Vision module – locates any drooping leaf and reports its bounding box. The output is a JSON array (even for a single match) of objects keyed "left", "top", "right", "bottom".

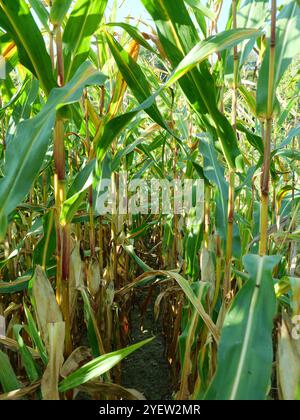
[
  {"left": 141, "top": 0, "right": 260, "bottom": 168},
  {"left": 272, "top": 124, "right": 300, "bottom": 155},
  {"left": 163, "top": 29, "right": 262, "bottom": 89},
  {"left": 126, "top": 267, "right": 219, "bottom": 343},
  {"left": 106, "top": 22, "right": 156, "bottom": 54},
  {"left": 61, "top": 347, "right": 92, "bottom": 379},
  {"left": 58, "top": 337, "right": 154, "bottom": 392},
  {"left": 0, "top": 62, "right": 107, "bottom": 236},
  {"left": 105, "top": 31, "right": 171, "bottom": 134},
  {"left": 0, "top": 0, "right": 55, "bottom": 95}
]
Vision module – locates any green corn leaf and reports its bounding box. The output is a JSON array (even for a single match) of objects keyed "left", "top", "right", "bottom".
[
  {"left": 199, "top": 133, "right": 228, "bottom": 241},
  {"left": 0, "top": 211, "right": 8, "bottom": 242},
  {"left": 0, "top": 76, "right": 30, "bottom": 119},
  {"left": 24, "top": 304, "right": 48, "bottom": 366},
  {"left": 106, "top": 22, "right": 156, "bottom": 54},
  {"left": 136, "top": 144, "right": 165, "bottom": 178},
  {"left": 105, "top": 32, "right": 171, "bottom": 135},
  {"left": 278, "top": 95, "right": 298, "bottom": 126},
  {"left": 178, "top": 282, "right": 210, "bottom": 399},
  {"left": 58, "top": 337, "right": 154, "bottom": 392},
  {"left": 163, "top": 29, "right": 262, "bottom": 89},
  {"left": 79, "top": 288, "right": 106, "bottom": 358},
  {"left": 140, "top": 0, "right": 211, "bottom": 119},
  {"left": 237, "top": 0, "right": 268, "bottom": 66},
  {"left": 126, "top": 266, "right": 219, "bottom": 342},
  {"left": 63, "top": 0, "right": 108, "bottom": 81},
  {"left": 111, "top": 136, "right": 146, "bottom": 172},
  {"left": 0, "top": 62, "right": 107, "bottom": 236},
  {"left": 236, "top": 122, "right": 277, "bottom": 180},
  {"left": 160, "top": 25, "right": 262, "bottom": 166},
  {"left": 27, "top": 0, "right": 50, "bottom": 31},
  {"left": 95, "top": 111, "right": 140, "bottom": 163},
  {"left": 162, "top": 270, "right": 219, "bottom": 343},
  {"left": 0, "top": 218, "right": 43, "bottom": 269},
  {"left": 199, "top": 133, "right": 241, "bottom": 256},
  {"left": 205, "top": 254, "right": 281, "bottom": 400},
  {"left": 0, "top": 276, "right": 31, "bottom": 294},
  {"left": 141, "top": 0, "right": 260, "bottom": 169},
  {"left": 13, "top": 325, "right": 40, "bottom": 383},
  {"left": 184, "top": 0, "right": 216, "bottom": 20},
  {"left": 67, "top": 161, "right": 96, "bottom": 199},
  {"left": 0, "top": 350, "right": 20, "bottom": 393},
  {"left": 0, "top": 0, "right": 55, "bottom": 95},
  {"left": 274, "top": 149, "right": 300, "bottom": 161},
  {"left": 123, "top": 244, "right": 153, "bottom": 272},
  {"left": 256, "top": 0, "right": 300, "bottom": 118},
  {"left": 225, "top": 0, "right": 268, "bottom": 82},
  {"left": 237, "top": 122, "right": 264, "bottom": 155},
  {"left": 238, "top": 85, "right": 257, "bottom": 117},
  {"left": 272, "top": 124, "right": 300, "bottom": 155},
  {"left": 50, "top": 0, "right": 73, "bottom": 25},
  {"left": 33, "top": 210, "right": 56, "bottom": 267},
  {"left": 61, "top": 160, "right": 96, "bottom": 225}
]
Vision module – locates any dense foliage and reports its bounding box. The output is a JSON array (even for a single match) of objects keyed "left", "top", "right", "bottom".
[{"left": 0, "top": 0, "right": 299, "bottom": 401}]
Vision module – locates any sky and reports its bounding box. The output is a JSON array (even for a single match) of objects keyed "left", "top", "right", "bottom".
[
  {"left": 107, "top": 0, "right": 285, "bottom": 31},
  {"left": 107, "top": 0, "right": 230, "bottom": 28}
]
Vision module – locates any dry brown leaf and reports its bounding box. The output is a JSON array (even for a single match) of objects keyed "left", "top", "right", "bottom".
[
  {"left": 32, "top": 266, "right": 62, "bottom": 345},
  {"left": 278, "top": 314, "right": 300, "bottom": 400},
  {"left": 41, "top": 322, "right": 65, "bottom": 400},
  {"left": 87, "top": 260, "right": 101, "bottom": 297},
  {"left": 0, "top": 381, "right": 41, "bottom": 400},
  {"left": 61, "top": 346, "right": 92, "bottom": 378},
  {"left": 79, "top": 380, "right": 146, "bottom": 400}
]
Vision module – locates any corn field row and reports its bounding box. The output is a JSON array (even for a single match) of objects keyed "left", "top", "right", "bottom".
[{"left": 0, "top": 0, "right": 299, "bottom": 401}]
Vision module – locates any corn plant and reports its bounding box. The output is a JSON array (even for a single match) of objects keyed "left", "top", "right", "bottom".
[{"left": 0, "top": 0, "right": 299, "bottom": 401}]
